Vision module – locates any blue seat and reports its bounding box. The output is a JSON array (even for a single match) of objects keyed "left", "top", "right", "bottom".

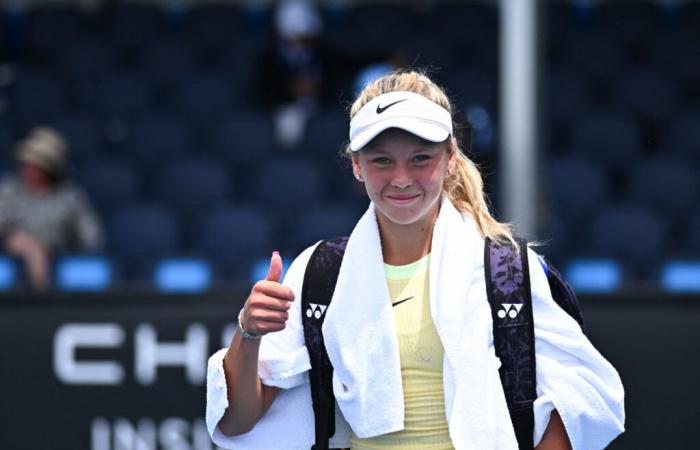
[
  {"left": 104, "top": 4, "right": 162, "bottom": 60},
  {"left": 208, "top": 113, "right": 274, "bottom": 166},
  {"left": 613, "top": 69, "right": 677, "bottom": 122},
  {"left": 55, "top": 255, "right": 113, "bottom": 291},
  {"left": 128, "top": 112, "right": 189, "bottom": 165},
  {"left": 139, "top": 36, "right": 196, "bottom": 88},
  {"left": 79, "top": 158, "right": 140, "bottom": 212},
  {"left": 546, "top": 157, "right": 608, "bottom": 218},
  {"left": 295, "top": 206, "right": 358, "bottom": 248},
  {"left": 47, "top": 113, "right": 102, "bottom": 160},
  {"left": 564, "top": 258, "right": 623, "bottom": 293},
  {"left": 559, "top": 33, "right": 625, "bottom": 82},
  {"left": 172, "top": 72, "right": 234, "bottom": 120},
  {"left": 194, "top": 206, "right": 272, "bottom": 277},
  {"left": 305, "top": 111, "right": 348, "bottom": 155},
  {"left": 58, "top": 37, "right": 114, "bottom": 82},
  {"left": 666, "top": 111, "right": 700, "bottom": 161},
  {"left": 0, "top": 255, "right": 18, "bottom": 291},
  {"left": 25, "top": 7, "right": 87, "bottom": 63},
  {"left": 546, "top": 67, "right": 592, "bottom": 125},
  {"left": 154, "top": 158, "right": 231, "bottom": 216},
  {"left": 689, "top": 213, "right": 700, "bottom": 253},
  {"left": 187, "top": 5, "right": 245, "bottom": 57},
  {"left": 570, "top": 110, "right": 640, "bottom": 166},
  {"left": 108, "top": 204, "right": 180, "bottom": 277},
  {"left": 251, "top": 158, "right": 323, "bottom": 212},
  {"left": 12, "top": 69, "right": 70, "bottom": 123},
  {"left": 589, "top": 205, "right": 667, "bottom": 272},
  {"left": 627, "top": 157, "right": 699, "bottom": 218},
  {"left": 94, "top": 71, "right": 155, "bottom": 119},
  {"left": 661, "top": 261, "right": 700, "bottom": 293},
  {"left": 154, "top": 258, "right": 212, "bottom": 293}
]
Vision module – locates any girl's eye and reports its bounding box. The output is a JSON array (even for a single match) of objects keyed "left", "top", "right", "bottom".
[
  {"left": 373, "top": 157, "right": 391, "bottom": 166},
  {"left": 413, "top": 154, "right": 431, "bottom": 163}
]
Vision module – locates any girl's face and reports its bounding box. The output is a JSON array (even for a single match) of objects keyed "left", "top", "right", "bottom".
[{"left": 352, "top": 129, "right": 455, "bottom": 227}]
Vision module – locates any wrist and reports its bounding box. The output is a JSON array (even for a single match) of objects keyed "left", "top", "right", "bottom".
[{"left": 237, "top": 309, "right": 262, "bottom": 340}]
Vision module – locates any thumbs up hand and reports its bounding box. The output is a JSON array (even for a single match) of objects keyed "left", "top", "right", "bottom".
[{"left": 239, "top": 251, "right": 295, "bottom": 337}]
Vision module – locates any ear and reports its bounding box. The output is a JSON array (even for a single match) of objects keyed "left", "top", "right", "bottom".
[
  {"left": 446, "top": 145, "right": 457, "bottom": 174},
  {"left": 351, "top": 155, "right": 363, "bottom": 181}
]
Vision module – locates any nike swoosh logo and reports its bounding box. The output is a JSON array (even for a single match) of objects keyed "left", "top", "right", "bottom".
[
  {"left": 392, "top": 296, "right": 414, "bottom": 307},
  {"left": 376, "top": 99, "right": 407, "bottom": 114}
]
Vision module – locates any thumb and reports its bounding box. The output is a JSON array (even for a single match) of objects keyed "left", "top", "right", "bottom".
[{"left": 265, "top": 251, "right": 283, "bottom": 283}]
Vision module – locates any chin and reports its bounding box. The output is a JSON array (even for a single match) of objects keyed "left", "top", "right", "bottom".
[{"left": 376, "top": 205, "right": 433, "bottom": 227}]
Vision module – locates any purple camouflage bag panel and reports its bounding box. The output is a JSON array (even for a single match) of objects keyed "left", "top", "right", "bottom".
[
  {"left": 484, "top": 237, "right": 537, "bottom": 408},
  {"left": 302, "top": 237, "right": 349, "bottom": 450}
]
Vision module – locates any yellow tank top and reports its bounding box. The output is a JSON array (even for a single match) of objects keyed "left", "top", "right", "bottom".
[{"left": 350, "top": 254, "right": 454, "bottom": 450}]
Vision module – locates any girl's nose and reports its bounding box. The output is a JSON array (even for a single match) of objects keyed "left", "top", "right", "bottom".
[{"left": 391, "top": 165, "right": 413, "bottom": 189}]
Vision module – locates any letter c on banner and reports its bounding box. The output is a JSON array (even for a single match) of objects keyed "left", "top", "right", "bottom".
[{"left": 53, "top": 323, "right": 125, "bottom": 385}]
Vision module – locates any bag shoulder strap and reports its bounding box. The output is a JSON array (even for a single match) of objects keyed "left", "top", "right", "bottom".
[
  {"left": 484, "top": 237, "right": 536, "bottom": 450},
  {"left": 539, "top": 255, "right": 586, "bottom": 332},
  {"left": 302, "top": 237, "right": 348, "bottom": 450}
]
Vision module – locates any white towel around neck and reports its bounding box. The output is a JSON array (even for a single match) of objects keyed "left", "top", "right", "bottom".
[{"left": 321, "top": 197, "right": 518, "bottom": 448}]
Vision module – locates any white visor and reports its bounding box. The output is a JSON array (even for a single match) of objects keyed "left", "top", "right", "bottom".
[{"left": 349, "top": 91, "right": 452, "bottom": 151}]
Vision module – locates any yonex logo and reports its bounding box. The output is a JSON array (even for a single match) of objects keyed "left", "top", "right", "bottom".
[
  {"left": 497, "top": 303, "right": 524, "bottom": 320},
  {"left": 306, "top": 303, "right": 328, "bottom": 320}
]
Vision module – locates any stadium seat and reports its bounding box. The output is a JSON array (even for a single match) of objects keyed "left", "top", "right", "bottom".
[
  {"left": 25, "top": 6, "right": 87, "bottom": 64},
  {"left": 589, "top": 204, "right": 667, "bottom": 274},
  {"left": 139, "top": 36, "right": 197, "bottom": 88},
  {"left": 295, "top": 205, "right": 358, "bottom": 249},
  {"left": 154, "top": 158, "right": 231, "bottom": 216},
  {"left": 666, "top": 110, "right": 700, "bottom": 161},
  {"left": 570, "top": 110, "right": 640, "bottom": 166},
  {"left": 154, "top": 258, "right": 212, "bottom": 293},
  {"left": 627, "top": 157, "right": 699, "bottom": 219},
  {"left": 613, "top": 68, "right": 678, "bottom": 122},
  {"left": 546, "top": 157, "right": 608, "bottom": 218},
  {"left": 11, "top": 69, "right": 70, "bottom": 124},
  {"left": 128, "top": 112, "right": 189, "bottom": 166},
  {"left": 172, "top": 72, "right": 234, "bottom": 121},
  {"left": 47, "top": 113, "right": 102, "bottom": 160},
  {"left": 58, "top": 37, "right": 114, "bottom": 82},
  {"left": 0, "top": 255, "right": 17, "bottom": 291},
  {"left": 565, "top": 258, "right": 623, "bottom": 293},
  {"left": 93, "top": 70, "right": 155, "bottom": 120},
  {"left": 55, "top": 255, "right": 113, "bottom": 291},
  {"left": 250, "top": 158, "right": 324, "bottom": 212},
  {"left": 305, "top": 110, "right": 348, "bottom": 155},
  {"left": 78, "top": 158, "right": 140, "bottom": 213},
  {"left": 193, "top": 206, "right": 272, "bottom": 277},
  {"left": 208, "top": 113, "right": 274, "bottom": 166},
  {"left": 108, "top": 203, "right": 180, "bottom": 277},
  {"left": 661, "top": 261, "right": 700, "bottom": 293},
  {"left": 545, "top": 67, "right": 592, "bottom": 125}
]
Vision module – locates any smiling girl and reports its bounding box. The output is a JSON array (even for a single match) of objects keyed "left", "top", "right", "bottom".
[{"left": 205, "top": 71, "right": 625, "bottom": 450}]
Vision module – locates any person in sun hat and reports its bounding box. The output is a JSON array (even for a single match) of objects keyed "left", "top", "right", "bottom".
[
  {"left": 205, "top": 70, "right": 625, "bottom": 450},
  {"left": 0, "top": 126, "right": 104, "bottom": 290}
]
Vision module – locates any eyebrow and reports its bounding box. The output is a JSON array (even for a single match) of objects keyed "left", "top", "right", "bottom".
[{"left": 363, "top": 144, "right": 439, "bottom": 155}]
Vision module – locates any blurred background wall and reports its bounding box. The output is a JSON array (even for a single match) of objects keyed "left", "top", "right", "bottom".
[{"left": 0, "top": 0, "right": 698, "bottom": 449}]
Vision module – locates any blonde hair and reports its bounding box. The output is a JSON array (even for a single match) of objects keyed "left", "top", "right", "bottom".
[{"left": 346, "top": 70, "right": 517, "bottom": 248}]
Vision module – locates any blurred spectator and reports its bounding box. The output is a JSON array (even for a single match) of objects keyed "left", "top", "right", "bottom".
[
  {"left": 0, "top": 127, "right": 104, "bottom": 290},
  {"left": 255, "top": 0, "right": 344, "bottom": 147}
]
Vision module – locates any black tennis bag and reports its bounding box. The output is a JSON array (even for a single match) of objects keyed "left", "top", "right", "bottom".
[{"left": 301, "top": 236, "right": 584, "bottom": 450}]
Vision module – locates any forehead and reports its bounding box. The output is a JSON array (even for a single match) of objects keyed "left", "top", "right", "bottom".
[{"left": 361, "top": 128, "right": 441, "bottom": 154}]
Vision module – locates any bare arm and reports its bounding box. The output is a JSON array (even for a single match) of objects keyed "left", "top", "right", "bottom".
[
  {"left": 218, "top": 332, "right": 281, "bottom": 435},
  {"left": 217, "top": 252, "right": 294, "bottom": 436},
  {"left": 535, "top": 410, "right": 571, "bottom": 450}
]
